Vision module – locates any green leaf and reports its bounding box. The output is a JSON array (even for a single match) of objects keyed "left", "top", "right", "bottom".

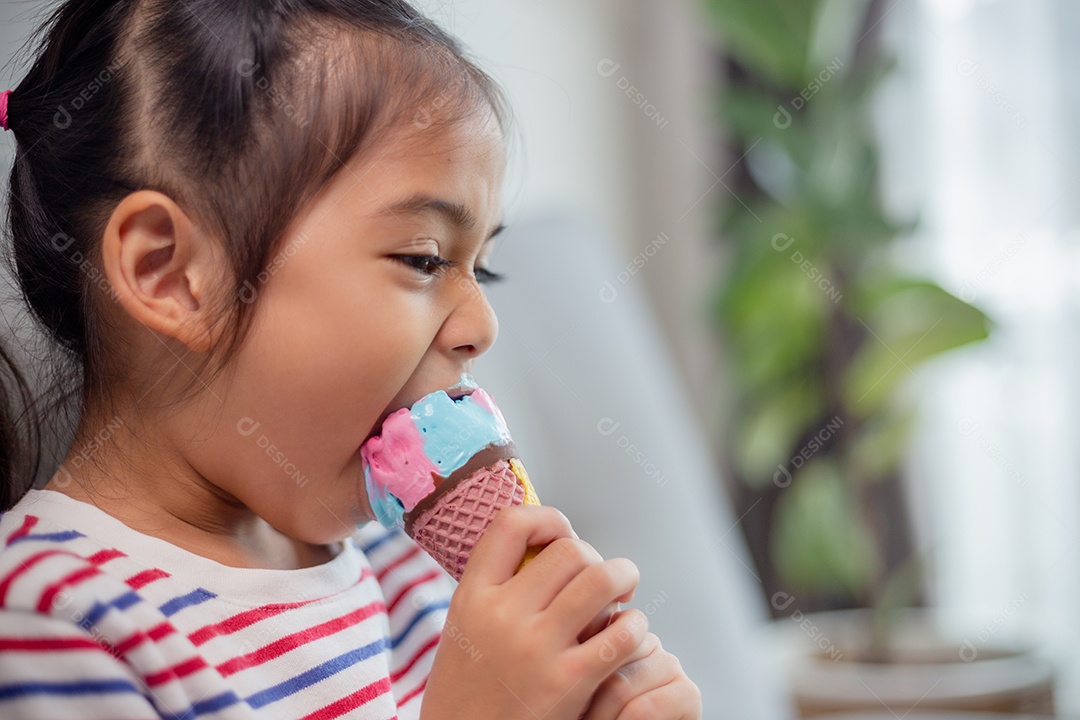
[
  {"left": 809, "top": 0, "right": 872, "bottom": 72},
  {"left": 844, "top": 281, "right": 991, "bottom": 416},
  {"left": 703, "top": 0, "right": 819, "bottom": 88},
  {"left": 718, "top": 87, "right": 784, "bottom": 144},
  {"left": 772, "top": 458, "right": 880, "bottom": 596},
  {"left": 734, "top": 379, "right": 827, "bottom": 484},
  {"left": 848, "top": 406, "right": 916, "bottom": 482},
  {"left": 719, "top": 250, "right": 831, "bottom": 393}
]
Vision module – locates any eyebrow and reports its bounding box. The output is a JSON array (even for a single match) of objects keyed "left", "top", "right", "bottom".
[{"left": 376, "top": 194, "right": 506, "bottom": 240}]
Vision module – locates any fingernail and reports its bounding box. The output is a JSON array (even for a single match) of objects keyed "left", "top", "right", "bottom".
[
  {"left": 606, "top": 603, "right": 621, "bottom": 627},
  {"left": 557, "top": 510, "right": 579, "bottom": 538}
]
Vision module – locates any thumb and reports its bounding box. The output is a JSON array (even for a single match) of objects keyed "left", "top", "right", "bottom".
[{"left": 461, "top": 505, "right": 577, "bottom": 586}]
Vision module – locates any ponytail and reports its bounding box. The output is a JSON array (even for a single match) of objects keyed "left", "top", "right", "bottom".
[{"left": 0, "top": 338, "right": 38, "bottom": 509}]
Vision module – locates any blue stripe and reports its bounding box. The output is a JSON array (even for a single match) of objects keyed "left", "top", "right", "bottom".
[
  {"left": 10, "top": 530, "right": 85, "bottom": 544},
  {"left": 84, "top": 590, "right": 140, "bottom": 627},
  {"left": 245, "top": 637, "right": 389, "bottom": 709},
  {"left": 6, "top": 681, "right": 247, "bottom": 719},
  {"left": 391, "top": 599, "right": 449, "bottom": 649},
  {"left": 159, "top": 588, "right": 216, "bottom": 617},
  {"left": 187, "top": 689, "right": 243, "bottom": 715},
  {"left": 356, "top": 528, "right": 398, "bottom": 555},
  {"left": 0, "top": 678, "right": 141, "bottom": 700}
]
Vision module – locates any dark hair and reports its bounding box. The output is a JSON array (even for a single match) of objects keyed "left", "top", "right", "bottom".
[{"left": 0, "top": 0, "right": 512, "bottom": 509}]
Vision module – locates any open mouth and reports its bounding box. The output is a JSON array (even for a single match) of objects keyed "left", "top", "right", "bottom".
[{"left": 363, "top": 374, "right": 480, "bottom": 445}]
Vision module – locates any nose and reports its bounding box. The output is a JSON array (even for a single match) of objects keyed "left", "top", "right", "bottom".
[{"left": 438, "top": 270, "right": 499, "bottom": 359}]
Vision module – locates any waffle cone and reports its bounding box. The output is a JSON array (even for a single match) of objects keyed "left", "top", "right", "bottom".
[{"left": 408, "top": 459, "right": 528, "bottom": 581}]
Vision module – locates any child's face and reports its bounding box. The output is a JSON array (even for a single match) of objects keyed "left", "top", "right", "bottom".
[{"left": 192, "top": 110, "right": 507, "bottom": 544}]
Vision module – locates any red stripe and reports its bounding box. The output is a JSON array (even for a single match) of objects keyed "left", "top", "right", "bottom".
[
  {"left": 1, "top": 546, "right": 124, "bottom": 608},
  {"left": 385, "top": 569, "right": 441, "bottom": 614},
  {"left": 87, "top": 548, "right": 126, "bottom": 565},
  {"left": 112, "top": 620, "right": 173, "bottom": 656},
  {"left": 0, "top": 636, "right": 103, "bottom": 652},
  {"left": 188, "top": 600, "right": 316, "bottom": 647},
  {"left": 215, "top": 600, "right": 386, "bottom": 677},
  {"left": 5, "top": 516, "right": 38, "bottom": 545},
  {"left": 297, "top": 676, "right": 392, "bottom": 720},
  {"left": 0, "top": 549, "right": 67, "bottom": 605},
  {"left": 144, "top": 656, "right": 209, "bottom": 687},
  {"left": 35, "top": 548, "right": 124, "bottom": 612},
  {"left": 37, "top": 565, "right": 99, "bottom": 613},
  {"left": 188, "top": 566, "right": 375, "bottom": 647},
  {"left": 127, "top": 568, "right": 169, "bottom": 590},
  {"left": 390, "top": 634, "right": 439, "bottom": 683},
  {"left": 396, "top": 678, "right": 426, "bottom": 708},
  {"left": 376, "top": 546, "right": 421, "bottom": 583}
]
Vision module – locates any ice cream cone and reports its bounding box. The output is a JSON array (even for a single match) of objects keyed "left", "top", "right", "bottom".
[{"left": 362, "top": 380, "right": 543, "bottom": 580}]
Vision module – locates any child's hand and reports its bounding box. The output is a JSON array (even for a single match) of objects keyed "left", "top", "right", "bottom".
[
  {"left": 582, "top": 630, "right": 703, "bottom": 719},
  {"left": 420, "top": 505, "right": 648, "bottom": 720}
]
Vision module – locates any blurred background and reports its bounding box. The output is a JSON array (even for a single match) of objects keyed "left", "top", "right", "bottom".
[
  {"left": 4, "top": 0, "right": 1080, "bottom": 718},
  {"left": 409, "top": 0, "right": 1080, "bottom": 717}
]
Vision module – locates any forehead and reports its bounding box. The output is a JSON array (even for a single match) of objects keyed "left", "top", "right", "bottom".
[
  {"left": 299, "top": 110, "right": 506, "bottom": 234},
  {"left": 353, "top": 109, "right": 506, "bottom": 202},
  {"left": 372, "top": 106, "right": 506, "bottom": 174}
]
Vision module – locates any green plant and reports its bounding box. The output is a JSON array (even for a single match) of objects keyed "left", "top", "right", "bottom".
[{"left": 702, "top": 0, "right": 991, "bottom": 626}]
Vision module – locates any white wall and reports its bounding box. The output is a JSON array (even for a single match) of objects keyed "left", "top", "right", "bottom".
[
  {"left": 415, "top": 0, "right": 726, "bottom": 425},
  {"left": 880, "top": 0, "right": 1080, "bottom": 711}
]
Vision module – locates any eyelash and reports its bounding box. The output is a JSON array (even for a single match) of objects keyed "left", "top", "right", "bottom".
[{"left": 394, "top": 255, "right": 505, "bottom": 284}]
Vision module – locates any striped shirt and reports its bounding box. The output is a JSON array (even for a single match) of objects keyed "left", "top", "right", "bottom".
[{"left": 0, "top": 489, "right": 455, "bottom": 719}]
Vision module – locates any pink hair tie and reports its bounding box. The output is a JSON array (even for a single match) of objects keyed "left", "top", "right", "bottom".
[{"left": 0, "top": 90, "right": 11, "bottom": 131}]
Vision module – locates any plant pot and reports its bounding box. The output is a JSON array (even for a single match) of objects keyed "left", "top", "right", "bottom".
[{"left": 769, "top": 609, "right": 1054, "bottom": 717}]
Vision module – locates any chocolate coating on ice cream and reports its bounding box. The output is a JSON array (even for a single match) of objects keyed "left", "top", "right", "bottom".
[{"left": 404, "top": 442, "right": 518, "bottom": 535}]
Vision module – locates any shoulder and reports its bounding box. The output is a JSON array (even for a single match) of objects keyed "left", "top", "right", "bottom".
[
  {"left": 0, "top": 501, "right": 180, "bottom": 718},
  {"left": 0, "top": 607, "right": 165, "bottom": 719},
  {"left": 0, "top": 494, "right": 137, "bottom": 617},
  {"left": 0, "top": 492, "right": 183, "bottom": 660}
]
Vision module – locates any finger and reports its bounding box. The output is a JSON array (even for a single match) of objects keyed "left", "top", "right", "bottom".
[
  {"left": 581, "top": 635, "right": 669, "bottom": 720},
  {"left": 546, "top": 557, "right": 639, "bottom": 636},
  {"left": 587, "top": 583, "right": 639, "bottom": 638},
  {"left": 510, "top": 537, "right": 603, "bottom": 611},
  {"left": 614, "top": 677, "right": 702, "bottom": 720},
  {"left": 578, "top": 601, "right": 620, "bottom": 643},
  {"left": 618, "top": 629, "right": 661, "bottom": 666},
  {"left": 460, "top": 505, "right": 577, "bottom": 586},
  {"left": 572, "top": 607, "right": 649, "bottom": 684}
]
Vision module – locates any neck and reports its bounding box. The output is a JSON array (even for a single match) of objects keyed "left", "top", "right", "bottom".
[{"left": 44, "top": 409, "right": 332, "bottom": 570}]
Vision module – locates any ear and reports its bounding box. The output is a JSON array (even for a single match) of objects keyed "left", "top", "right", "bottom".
[{"left": 101, "top": 191, "right": 222, "bottom": 353}]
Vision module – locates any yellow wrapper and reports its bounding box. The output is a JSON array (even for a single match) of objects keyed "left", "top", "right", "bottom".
[
  {"left": 510, "top": 458, "right": 543, "bottom": 571},
  {"left": 510, "top": 458, "right": 540, "bottom": 507}
]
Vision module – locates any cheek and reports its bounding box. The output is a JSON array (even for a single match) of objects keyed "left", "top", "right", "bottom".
[
  {"left": 192, "top": 259, "right": 441, "bottom": 539},
  {"left": 243, "top": 282, "right": 427, "bottom": 445}
]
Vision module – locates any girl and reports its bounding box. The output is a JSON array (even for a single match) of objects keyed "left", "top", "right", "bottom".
[{"left": 0, "top": 1, "right": 701, "bottom": 718}]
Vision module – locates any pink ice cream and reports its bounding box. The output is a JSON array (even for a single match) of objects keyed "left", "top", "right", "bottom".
[{"left": 360, "top": 377, "right": 539, "bottom": 580}]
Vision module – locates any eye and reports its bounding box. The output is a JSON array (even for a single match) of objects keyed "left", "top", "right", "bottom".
[
  {"left": 393, "top": 254, "right": 454, "bottom": 277},
  {"left": 474, "top": 267, "right": 505, "bottom": 284}
]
